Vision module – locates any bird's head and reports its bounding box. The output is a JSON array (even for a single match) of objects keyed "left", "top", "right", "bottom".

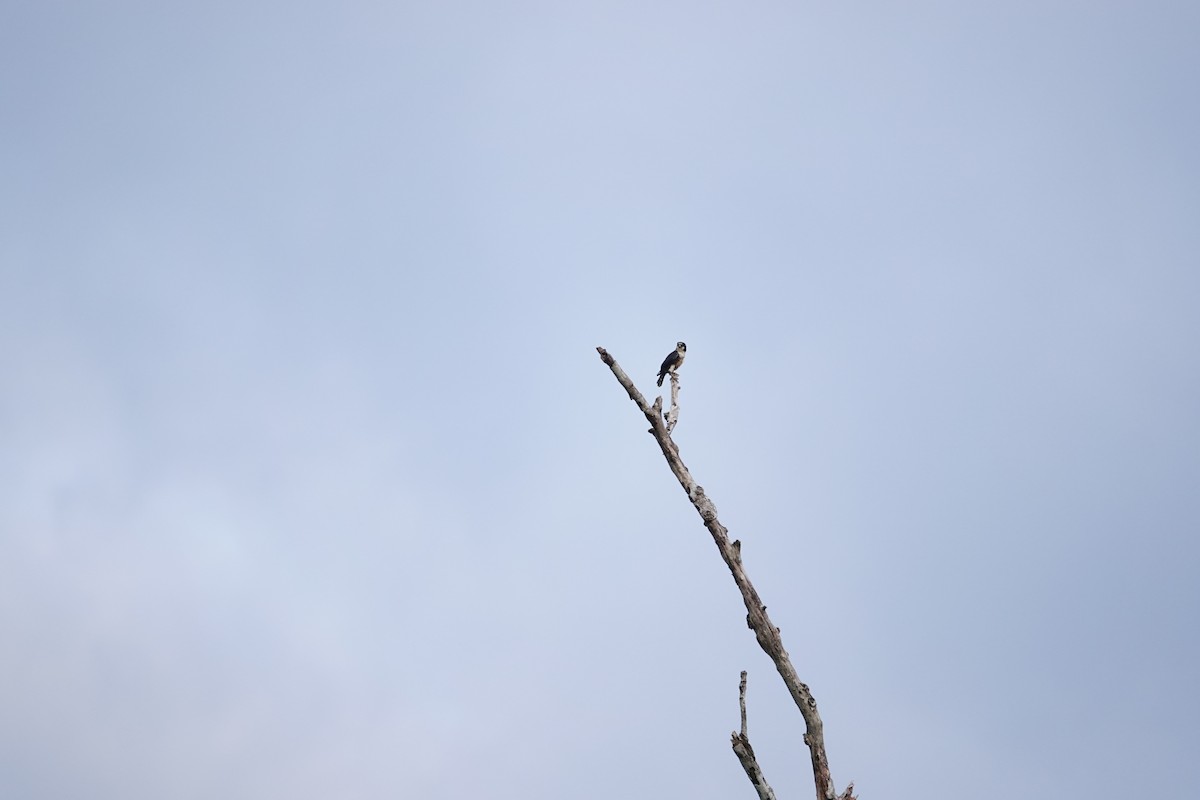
[{"left": 677, "top": 341, "right": 687, "bottom": 352}]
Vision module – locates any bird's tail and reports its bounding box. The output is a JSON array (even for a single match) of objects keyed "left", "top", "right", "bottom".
[{"left": 656, "top": 373, "right": 665, "bottom": 387}]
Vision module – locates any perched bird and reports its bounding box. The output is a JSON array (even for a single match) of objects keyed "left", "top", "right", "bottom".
[{"left": 657, "top": 341, "right": 687, "bottom": 387}]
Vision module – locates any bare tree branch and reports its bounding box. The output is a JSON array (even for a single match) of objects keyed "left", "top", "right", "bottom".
[
  {"left": 664, "top": 370, "right": 681, "bottom": 434},
  {"left": 740, "top": 671, "right": 749, "bottom": 739},
  {"left": 732, "top": 671, "right": 777, "bottom": 800},
  {"left": 596, "top": 346, "right": 856, "bottom": 800}
]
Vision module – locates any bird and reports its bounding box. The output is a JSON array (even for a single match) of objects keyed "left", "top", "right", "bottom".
[{"left": 657, "top": 341, "right": 687, "bottom": 387}]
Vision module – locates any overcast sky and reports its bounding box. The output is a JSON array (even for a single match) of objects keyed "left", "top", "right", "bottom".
[{"left": 2, "top": 2, "right": 1198, "bottom": 798}]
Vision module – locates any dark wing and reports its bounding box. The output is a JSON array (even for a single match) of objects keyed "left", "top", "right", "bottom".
[{"left": 658, "top": 350, "right": 680, "bottom": 376}]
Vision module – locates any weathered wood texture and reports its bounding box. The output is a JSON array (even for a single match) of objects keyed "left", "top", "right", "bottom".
[
  {"left": 732, "top": 671, "right": 778, "bottom": 800},
  {"left": 596, "top": 346, "right": 856, "bottom": 800},
  {"left": 665, "top": 370, "right": 681, "bottom": 433}
]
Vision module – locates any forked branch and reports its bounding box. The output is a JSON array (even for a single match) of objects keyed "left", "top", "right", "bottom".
[
  {"left": 596, "top": 346, "right": 856, "bottom": 800},
  {"left": 732, "top": 671, "right": 777, "bottom": 800}
]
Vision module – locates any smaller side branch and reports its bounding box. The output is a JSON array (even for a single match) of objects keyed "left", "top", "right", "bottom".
[
  {"left": 731, "top": 671, "right": 777, "bottom": 800},
  {"left": 739, "top": 670, "right": 749, "bottom": 739},
  {"left": 664, "top": 371, "right": 681, "bottom": 433}
]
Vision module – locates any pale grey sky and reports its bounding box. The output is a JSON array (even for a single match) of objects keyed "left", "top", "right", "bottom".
[{"left": 2, "top": 2, "right": 1198, "bottom": 798}]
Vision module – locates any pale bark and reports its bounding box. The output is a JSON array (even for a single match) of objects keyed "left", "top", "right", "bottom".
[
  {"left": 596, "top": 346, "right": 856, "bottom": 800},
  {"left": 732, "top": 671, "right": 777, "bottom": 800},
  {"left": 664, "top": 370, "right": 681, "bottom": 433}
]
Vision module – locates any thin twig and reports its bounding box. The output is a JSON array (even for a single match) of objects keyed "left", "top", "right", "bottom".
[{"left": 739, "top": 671, "right": 749, "bottom": 739}]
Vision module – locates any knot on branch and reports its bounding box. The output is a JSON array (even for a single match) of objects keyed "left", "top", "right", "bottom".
[{"left": 689, "top": 484, "right": 719, "bottom": 521}]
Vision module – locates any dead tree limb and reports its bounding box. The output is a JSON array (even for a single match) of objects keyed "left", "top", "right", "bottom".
[
  {"left": 596, "top": 346, "right": 856, "bottom": 800},
  {"left": 732, "top": 671, "right": 777, "bottom": 800},
  {"left": 665, "top": 370, "right": 681, "bottom": 433}
]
